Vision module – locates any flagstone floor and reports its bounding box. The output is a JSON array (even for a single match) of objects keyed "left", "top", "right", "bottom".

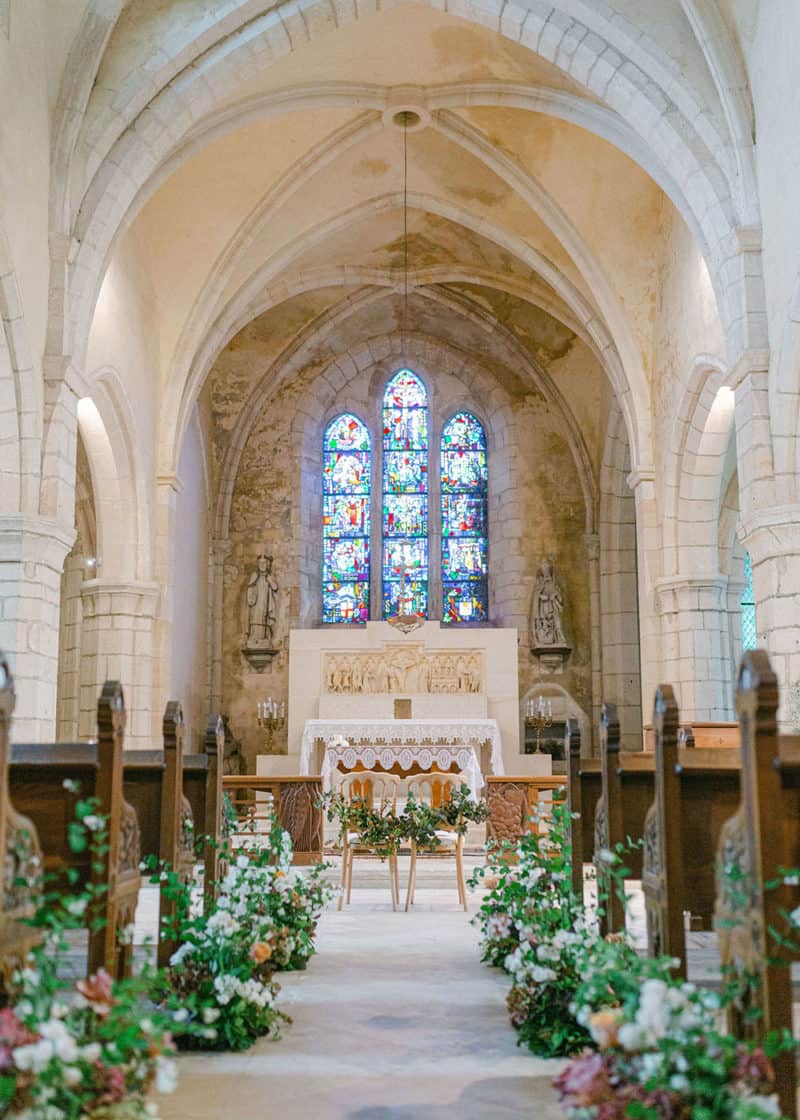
[{"left": 158, "top": 857, "right": 565, "bottom": 1120}]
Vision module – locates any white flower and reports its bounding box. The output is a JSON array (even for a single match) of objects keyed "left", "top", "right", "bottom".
[
  {"left": 155, "top": 1056, "right": 178, "bottom": 1094},
  {"left": 62, "top": 779, "right": 79, "bottom": 793},
  {"left": 596, "top": 848, "right": 616, "bottom": 865},
  {"left": 529, "top": 965, "right": 556, "bottom": 983},
  {"left": 81, "top": 1043, "right": 102, "bottom": 1062},
  {"left": 172, "top": 1008, "right": 190, "bottom": 1023},
  {"left": 202, "top": 1007, "right": 221, "bottom": 1024},
  {"left": 536, "top": 943, "right": 561, "bottom": 963},
  {"left": 169, "top": 943, "right": 192, "bottom": 967},
  {"left": 66, "top": 897, "right": 88, "bottom": 917},
  {"left": 82, "top": 814, "right": 104, "bottom": 832},
  {"left": 63, "top": 1065, "right": 83, "bottom": 1087},
  {"left": 788, "top": 904, "right": 800, "bottom": 928}
]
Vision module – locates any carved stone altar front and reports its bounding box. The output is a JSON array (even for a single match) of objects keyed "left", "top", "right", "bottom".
[{"left": 323, "top": 645, "right": 483, "bottom": 695}]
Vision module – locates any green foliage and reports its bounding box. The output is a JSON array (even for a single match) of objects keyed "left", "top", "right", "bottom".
[
  {"left": 151, "top": 814, "right": 336, "bottom": 1051},
  {"left": 2, "top": 793, "right": 176, "bottom": 1120}
]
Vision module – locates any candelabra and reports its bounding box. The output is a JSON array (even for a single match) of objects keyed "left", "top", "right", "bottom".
[
  {"left": 256, "top": 697, "right": 286, "bottom": 751},
  {"left": 525, "top": 696, "right": 553, "bottom": 754}
]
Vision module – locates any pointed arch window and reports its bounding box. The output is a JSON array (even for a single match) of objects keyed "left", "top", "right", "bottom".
[
  {"left": 741, "top": 551, "right": 757, "bottom": 651},
  {"left": 441, "top": 411, "right": 488, "bottom": 623},
  {"left": 382, "top": 370, "right": 429, "bottom": 618},
  {"left": 322, "top": 414, "right": 371, "bottom": 623}
]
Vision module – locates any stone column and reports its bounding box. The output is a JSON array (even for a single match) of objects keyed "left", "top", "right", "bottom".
[
  {"left": 153, "top": 474, "right": 182, "bottom": 734},
  {"left": 55, "top": 542, "right": 86, "bottom": 738},
  {"left": 628, "top": 468, "right": 661, "bottom": 732},
  {"left": 739, "top": 506, "right": 800, "bottom": 721},
  {"left": 653, "top": 574, "right": 732, "bottom": 720},
  {"left": 0, "top": 514, "right": 75, "bottom": 738},
  {"left": 584, "top": 532, "right": 602, "bottom": 751},
  {"left": 79, "top": 579, "right": 160, "bottom": 748},
  {"left": 208, "top": 538, "right": 232, "bottom": 711}
]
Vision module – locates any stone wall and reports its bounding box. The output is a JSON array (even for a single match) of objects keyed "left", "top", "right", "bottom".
[{"left": 209, "top": 325, "right": 603, "bottom": 769}]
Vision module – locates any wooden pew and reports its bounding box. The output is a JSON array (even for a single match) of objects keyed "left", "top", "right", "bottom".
[
  {"left": 565, "top": 719, "right": 601, "bottom": 900},
  {"left": 644, "top": 721, "right": 739, "bottom": 751},
  {"left": 642, "top": 688, "right": 741, "bottom": 975},
  {"left": 9, "top": 681, "right": 141, "bottom": 979},
  {"left": 122, "top": 701, "right": 200, "bottom": 967},
  {"left": 714, "top": 650, "right": 800, "bottom": 1119},
  {"left": 0, "top": 656, "right": 42, "bottom": 993}
]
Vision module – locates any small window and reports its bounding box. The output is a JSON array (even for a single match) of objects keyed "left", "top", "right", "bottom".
[{"left": 741, "top": 552, "right": 757, "bottom": 651}]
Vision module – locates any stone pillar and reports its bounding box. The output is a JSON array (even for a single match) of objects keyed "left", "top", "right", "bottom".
[
  {"left": 653, "top": 574, "right": 732, "bottom": 720},
  {"left": 628, "top": 469, "right": 661, "bottom": 734},
  {"left": 55, "top": 542, "right": 86, "bottom": 738},
  {"left": 739, "top": 507, "right": 800, "bottom": 721},
  {"left": 584, "top": 532, "right": 602, "bottom": 750},
  {"left": 153, "top": 473, "right": 182, "bottom": 732},
  {"left": 0, "top": 514, "right": 75, "bottom": 738},
  {"left": 79, "top": 579, "right": 160, "bottom": 748},
  {"left": 732, "top": 369, "right": 775, "bottom": 520},
  {"left": 209, "top": 538, "right": 232, "bottom": 711}
]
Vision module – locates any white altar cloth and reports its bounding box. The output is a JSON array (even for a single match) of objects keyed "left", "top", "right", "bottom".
[{"left": 300, "top": 717, "right": 505, "bottom": 798}]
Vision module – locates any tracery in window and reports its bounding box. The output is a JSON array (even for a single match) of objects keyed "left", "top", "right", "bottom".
[
  {"left": 382, "top": 370, "right": 428, "bottom": 618},
  {"left": 322, "top": 413, "right": 371, "bottom": 623},
  {"left": 441, "top": 411, "right": 488, "bottom": 624},
  {"left": 741, "top": 551, "right": 756, "bottom": 651}
]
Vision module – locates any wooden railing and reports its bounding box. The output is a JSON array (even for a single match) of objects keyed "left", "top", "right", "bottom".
[{"left": 222, "top": 775, "right": 324, "bottom": 864}]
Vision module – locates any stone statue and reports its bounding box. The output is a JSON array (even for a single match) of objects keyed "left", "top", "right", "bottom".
[
  {"left": 530, "top": 557, "right": 567, "bottom": 648},
  {"left": 243, "top": 554, "right": 279, "bottom": 648}
]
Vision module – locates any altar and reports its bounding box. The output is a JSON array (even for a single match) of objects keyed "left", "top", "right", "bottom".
[
  {"left": 255, "top": 621, "right": 552, "bottom": 782},
  {"left": 299, "top": 716, "right": 505, "bottom": 798}
]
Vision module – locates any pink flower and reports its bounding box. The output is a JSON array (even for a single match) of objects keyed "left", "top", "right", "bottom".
[
  {"left": 77, "top": 969, "right": 115, "bottom": 1016},
  {"left": 555, "top": 1051, "right": 613, "bottom": 1107},
  {"left": 0, "top": 1007, "right": 38, "bottom": 1069}
]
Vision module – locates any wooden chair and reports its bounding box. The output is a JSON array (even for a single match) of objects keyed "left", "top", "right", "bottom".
[
  {"left": 405, "top": 773, "right": 468, "bottom": 913},
  {"left": 0, "top": 655, "right": 42, "bottom": 995},
  {"left": 337, "top": 771, "right": 401, "bottom": 912},
  {"left": 10, "top": 681, "right": 141, "bottom": 979},
  {"left": 714, "top": 650, "right": 800, "bottom": 1119}
]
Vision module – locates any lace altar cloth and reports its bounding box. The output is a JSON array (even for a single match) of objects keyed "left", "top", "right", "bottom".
[{"left": 300, "top": 718, "right": 505, "bottom": 799}]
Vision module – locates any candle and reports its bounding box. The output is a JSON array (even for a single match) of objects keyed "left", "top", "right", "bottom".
[{"left": 257, "top": 701, "right": 261, "bottom": 720}]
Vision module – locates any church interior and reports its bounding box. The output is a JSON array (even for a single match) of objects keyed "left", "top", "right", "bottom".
[{"left": 1, "top": 2, "right": 800, "bottom": 1118}]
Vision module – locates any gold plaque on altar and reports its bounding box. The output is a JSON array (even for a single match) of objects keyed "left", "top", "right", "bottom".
[{"left": 394, "top": 698, "right": 412, "bottom": 719}]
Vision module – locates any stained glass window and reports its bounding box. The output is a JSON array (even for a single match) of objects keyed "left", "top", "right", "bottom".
[
  {"left": 441, "top": 411, "right": 488, "bottom": 623},
  {"left": 322, "top": 414, "right": 370, "bottom": 623},
  {"left": 741, "top": 552, "right": 757, "bottom": 651},
  {"left": 382, "top": 370, "right": 428, "bottom": 618}
]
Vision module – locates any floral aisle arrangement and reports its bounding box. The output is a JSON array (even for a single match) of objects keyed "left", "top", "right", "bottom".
[
  {"left": 322, "top": 782, "right": 490, "bottom": 859},
  {"left": 403, "top": 784, "right": 490, "bottom": 849},
  {"left": 153, "top": 814, "right": 336, "bottom": 1050},
  {"left": 557, "top": 977, "right": 790, "bottom": 1120},
  {"left": 322, "top": 791, "right": 405, "bottom": 860},
  {"left": 1, "top": 793, "right": 177, "bottom": 1120}
]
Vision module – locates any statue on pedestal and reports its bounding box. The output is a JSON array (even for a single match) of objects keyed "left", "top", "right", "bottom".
[
  {"left": 530, "top": 557, "right": 571, "bottom": 672},
  {"left": 242, "top": 554, "right": 279, "bottom": 670}
]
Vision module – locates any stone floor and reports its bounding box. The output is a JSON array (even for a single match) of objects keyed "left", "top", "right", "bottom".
[{"left": 159, "top": 857, "right": 564, "bottom": 1120}]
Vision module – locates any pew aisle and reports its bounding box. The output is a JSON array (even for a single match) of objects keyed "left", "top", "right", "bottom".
[{"left": 158, "top": 861, "right": 564, "bottom": 1120}]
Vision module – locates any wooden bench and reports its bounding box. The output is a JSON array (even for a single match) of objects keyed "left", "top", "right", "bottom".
[
  {"left": 9, "top": 681, "right": 141, "bottom": 979},
  {"left": 641, "top": 686, "right": 741, "bottom": 973},
  {"left": 714, "top": 650, "right": 800, "bottom": 1119},
  {"left": 121, "top": 701, "right": 226, "bottom": 965},
  {"left": 0, "top": 655, "right": 42, "bottom": 993},
  {"left": 565, "top": 719, "right": 601, "bottom": 900},
  {"left": 644, "top": 721, "right": 739, "bottom": 751}
]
